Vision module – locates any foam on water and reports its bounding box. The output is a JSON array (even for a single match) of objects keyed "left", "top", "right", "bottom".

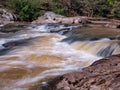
[
  {"left": 0, "top": 24, "right": 4, "bottom": 27},
  {"left": 28, "top": 24, "right": 79, "bottom": 33},
  {"left": 0, "top": 24, "right": 120, "bottom": 90},
  {"left": 0, "top": 32, "right": 102, "bottom": 89},
  {"left": 0, "top": 39, "right": 6, "bottom": 49},
  {"left": 28, "top": 24, "right": 49, "bottom": 32},
  {"left": 71, "top": 40, "right": 120, "bottom": 57},
  {"left": 6, "top": 34, "right": 101, "bottom": 88}
]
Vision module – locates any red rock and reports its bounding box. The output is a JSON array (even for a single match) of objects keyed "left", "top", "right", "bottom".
[{"left": 40, "top": 54, "right": 120, "bottom": 90}]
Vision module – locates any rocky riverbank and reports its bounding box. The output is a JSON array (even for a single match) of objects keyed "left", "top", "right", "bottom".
[
  {"left": 40, "top": 54, "right": 120, "bottom": 90},
  {"left": 0, "top": 8, "right": 17, "bottom": 25},
  {"left": 1, "top": 9, "right": 120, "bottom": 29},
  {"left": 32, "top": 12, "right": 120, "bottom": 29}
]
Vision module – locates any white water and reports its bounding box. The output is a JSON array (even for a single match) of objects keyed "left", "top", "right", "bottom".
[{"left": 0, "top": 24, "right": 120, "bottom": 90}]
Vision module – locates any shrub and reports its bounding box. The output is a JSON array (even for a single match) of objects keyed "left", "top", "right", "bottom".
[
  {"left": 54, "top": 8, "right": 65, "bottom": 15},
  {"left": 7, "top": 0, "right": 40, "bottom": 21},
  {"left": 114, "top": 8, "right": 120, "bottom": 18},
  {"left": 6, "top": 0, "right": 120, "bottom": 20},
  {"left": 93, "top": 4, "right": 110, "bottom": 17}
]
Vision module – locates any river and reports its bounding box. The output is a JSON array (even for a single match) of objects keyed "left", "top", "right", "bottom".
[{"left": 0, "top": 23, "right": 120, "bottom": 90}]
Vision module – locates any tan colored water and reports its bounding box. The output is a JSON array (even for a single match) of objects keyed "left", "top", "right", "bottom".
[
  {"left": 0, "top": 24, "right": 120, "bottom": 90},
  {"left": 71, "top": 40, "right": 120, "bottom": 55}
]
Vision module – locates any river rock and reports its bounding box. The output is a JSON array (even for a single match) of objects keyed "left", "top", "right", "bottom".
[
  {"left": 0, "top": 8, "right": 17, "bottom": 24},
  {"left": 87, "top": 18, "right": 120, "bottom": 29},
  {"left": 40, "top": 54, "right": 120, "bottom": 90},
  {"left": 0, "top": 23, "right": 29, "bottom": 33},
  {"left": 105, "top": 22, "right": 120, "bottom": 29},
  {"left": 32, "top": 12, "right": 87, "bottom": 24}
]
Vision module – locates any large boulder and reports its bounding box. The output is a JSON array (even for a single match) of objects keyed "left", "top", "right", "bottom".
[
  {"left": 0, "top": 8, "right": 17, "bottom": 24},
  {"left": 40, "top": 54, "right": 120, "bottom": 90},
  {"left": 32, "top": 12, "right": 65, "bottom": 24},
  {"left": 32, "top": 12, "right": 87, "bottom": 24}
]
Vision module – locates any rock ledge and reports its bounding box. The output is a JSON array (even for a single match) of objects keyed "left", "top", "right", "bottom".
[{"left": 40, "top": 54, "right": 120, "bottom": 90}]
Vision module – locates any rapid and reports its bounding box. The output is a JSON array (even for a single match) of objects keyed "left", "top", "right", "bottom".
[{"left": 0, "top": 23, "right": 120, "bottom": 90}]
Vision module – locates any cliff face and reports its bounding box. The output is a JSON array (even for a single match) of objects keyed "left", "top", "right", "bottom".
[{"left": 40, "top": 54, "right": 120, "bottom": 90}]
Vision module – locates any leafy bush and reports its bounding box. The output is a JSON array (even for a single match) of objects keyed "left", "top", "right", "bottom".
[
  {"left": 93, "top": 3, "right": 111, "bottom": 17},
  {"left": 54, "top": 8, "right": 65, "bottom": 15},
  {"left": 7, "top": 0, "right": 40, "bottom": 21},
  {"left": 56, "top": 0, "right": 120, "bottom": 17},
  {"left": 114, "top": 8, "right": 120, "bottom": 18},
  {"left": 6, "top": 0, "right": 120, "bottom": 20}
]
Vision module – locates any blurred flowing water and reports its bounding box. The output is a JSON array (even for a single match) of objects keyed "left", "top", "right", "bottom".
[{"left": 0, "top": 23, "right": 120, "bottom": 90}]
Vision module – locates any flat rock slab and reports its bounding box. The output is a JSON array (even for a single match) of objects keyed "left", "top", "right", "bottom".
[
  {"left": 40, "top": 54, "right": 120, "bottom": 90},
  {"left": 32, "top": 12, "right": 87, "bottom": 24}
]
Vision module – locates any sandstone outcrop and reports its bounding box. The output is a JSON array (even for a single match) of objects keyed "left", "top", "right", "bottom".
[
  {"left": 32, "top": 12, "right": 87, "bottom": 24},
  {"left": 32, "top": 12, "right": 120, "bottom": 29},
  {"left": 0, "top": 8, "right": 17, "bottom": 25},
  {"left": 87, "top": 18, "right": 120, "bottom": 29},
  {"left": 40, "top": 54, "right": 120, "bottom": 90}
]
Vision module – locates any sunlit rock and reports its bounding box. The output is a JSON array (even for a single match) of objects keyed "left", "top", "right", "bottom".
[
  {"left": 0, "top": 8, "right": 17, "bottom": 25},
  {"left": 32, "top": 12, "right": 87, "bottom": 24},
  {"left": 40, "top": 54, "right": 120, "bottom": 90}
]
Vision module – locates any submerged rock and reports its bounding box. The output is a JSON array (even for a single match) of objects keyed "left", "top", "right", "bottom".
[
  {"left": 0, "top": 23, "right": 29, "bottom": 33},
  {"left": 40, "top": 54, "right": 120, "bottom": 90}
]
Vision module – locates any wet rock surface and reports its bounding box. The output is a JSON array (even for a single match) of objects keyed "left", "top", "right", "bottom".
[
  {"left": 0, "top": 23, "right": 29, "bottom": 33},
  {"left": 40, "top": 54, "right": 120, "bottom": 90}
]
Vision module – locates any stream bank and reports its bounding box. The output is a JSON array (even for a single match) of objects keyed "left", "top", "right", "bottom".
[
  {"left": 40, "top": 54, "right": 120, "bottom": 90},
  {"left": 0, "top": 7, "right": 120, "bottom": 90}
]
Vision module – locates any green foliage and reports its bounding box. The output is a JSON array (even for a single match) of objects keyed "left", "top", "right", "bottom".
[
  {"left": 114, "top": 8, "right": 120, "bottom": 18},
  {"left": 91, "top": 1, "right": 110, "bottom": 17},
  {"left": 107, "top": 0, "right": 119, "bottom": 6},
  {"left": 54, "top": 8, "right": 65, "bottom": 15},
  {"left": 93, "top": 5, "right": 110, "bottom": 17},
  {"left": 68, "top": 0, "right": 120, "bottom": 17},
  {"left": 6, "top": 0, "right": 120, "bottom": 20},
  {"left": 7, "top": 0, "right": 40, "bottom": 21}
]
